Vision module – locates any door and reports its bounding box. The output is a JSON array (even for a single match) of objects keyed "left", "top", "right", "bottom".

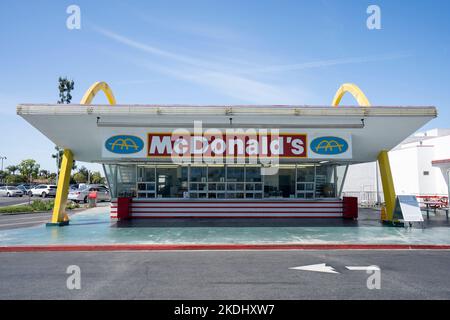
[{"left": 279, "top": 175, "right": 292, "bottom": 198}]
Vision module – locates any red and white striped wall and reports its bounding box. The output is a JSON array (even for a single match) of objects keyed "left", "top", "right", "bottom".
[{"left": 110, "top": 199, "right": 347, "bottom": 219}]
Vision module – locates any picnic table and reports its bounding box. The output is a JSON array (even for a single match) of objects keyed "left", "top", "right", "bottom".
[{"left": 422, "top": 201, "right": 449, "bottom": 219}]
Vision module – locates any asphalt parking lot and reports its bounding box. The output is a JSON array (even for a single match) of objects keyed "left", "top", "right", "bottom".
[
  {"left": 0, "top": 196, "right": 55, "bottom": 230},
  {"left": 0, "top": 195, "right": 54, "bottom": 208},
  {"left": 0, "top": 250, "right": 449, "bottom": 300},
  {"left": 0, "top": 212, "right": 53, "bottom": 230},
  {"left": 0, "top": 196, "right": 30, "bottom": 208}
]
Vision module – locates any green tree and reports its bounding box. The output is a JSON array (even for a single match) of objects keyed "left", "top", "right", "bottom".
[
  {"left": 58, "top": 77, "right": 74, "bottom": 104},
  {"left": 73, "top": 171, "right": 87, "bottom": 183},
  {"left": 6, "top": 165, "right": 19, "bottom": 175},
  {"left": 90, "top": 171, "right": 105, "bottom": 184},
  {"left": 52, "top": 146, "right": 77, "bottom": 173},
  {"left": 72, "top": 166, "right": 89, "bottom": 183},
  {"left": 18, "top": 159, "right": 40, "bottom": 181},
  {"left": 39, "top": 169, "right": 50, "bottom": 179},
  {"left": 77, "top": 166, "right": 89, "bottom": 178},
  {"left": 53, "top": 77, "right": 77, "bottom": 175},
  {"left": 5, "top": 174, "right": 25, "bottom": 184},
  {"left": 48, "top": 172, "right": 57, "bottom": 184}
]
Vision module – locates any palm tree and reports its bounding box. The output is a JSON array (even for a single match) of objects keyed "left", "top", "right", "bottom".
[
  {"left": 6, "top": 165, "right": 19, "bottom": 175},
  {"left": 39, "top": 169, "right": 50, "bottom": 179}
]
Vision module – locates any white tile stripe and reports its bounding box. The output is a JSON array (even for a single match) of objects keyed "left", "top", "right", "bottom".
[
  {"left": 130, "top": 207, "right": 342, "bottom": 213},
  {"left": 130, "top": 212, "right": 343, "bottom": 217},
  {"left": 130, "top": 203, "right": 342, "bottom": 208},
  {"left": 111, "top": 200, "right": 345, "bottom": 218}
]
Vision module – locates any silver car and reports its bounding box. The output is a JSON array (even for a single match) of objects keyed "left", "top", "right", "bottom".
[
  {"left": 0, "top": 186, "right": 24, "bottom": 197},
  {"left": 29, "top": 184, "right": 57, "bottom": 198},
  {"left": 68, "top": 185, "right": 110, "bottom": 203}
]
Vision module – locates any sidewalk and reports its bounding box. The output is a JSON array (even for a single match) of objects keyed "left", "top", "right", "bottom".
[{"left": 0, "top": 205, "right": 450, "bottom": 247}]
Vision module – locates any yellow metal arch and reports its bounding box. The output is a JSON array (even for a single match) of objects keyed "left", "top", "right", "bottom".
[
  {"left": 49, "top": 82, "right": 116, "bottom": 226},
  {"left": 80, "top": 81, "right": 116, "bottom": 105},
  {"left": 331, "top": 83, "right": 371, "bottom": 107},
  {"left": 331, "top": 83, "right": 395, "bottom": 222}
]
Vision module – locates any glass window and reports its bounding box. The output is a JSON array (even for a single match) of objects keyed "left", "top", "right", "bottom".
[
  {"left": 116, "top": 165, "right": 137, "bottom": 197},
  {"left": 315, "top": 164, "right": 336, "bottom": 198},
  {"left": 264, "top": 172, "right": 281, "bottom": 198},
  {"left": 190, "top": 166, "right": 207, "bottom": 182},
  {"left": 227, "top": 166, "right": 244, "bottom": 182},
  {"left": 297, "top": 165, "right": 315, "bottom": 182},
  {"left": 156, "top": 165, "right": 187, "bottom": 198},
  {"left": 246, "top": 166, "right": 262, "bottom": 182},
  {"left": 104, "top": 164, "right": 117, "bottom": 198},
  {"left": 104, "top": 162, "right": 342, "bottom": 200},
  {"left": 278, "top": 166, "right": 296, "bottom": 198},
  {"left": 335, "top": 164, "right": 348, "bottom": 197},
  {"left": 208, "top": 166, "right": 225, "bottom": 182},
  {"left": 137, "top": 166, "right": 155, "bottom": 182},
  {"left": 296, "top": 164, "right": 316, "bottom": 199}
]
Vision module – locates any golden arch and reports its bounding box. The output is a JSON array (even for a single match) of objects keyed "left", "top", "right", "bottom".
[
  {"left": 80, "top": 81, "right": 116, "bottom": 105},
  {"left": 50, "top": 81, "right": 116, "bottom": 225},
  {"left": 330, "top": 83, "right": 396, "bottom": 222},
  {"left": 110, "top": 138, "right": 140, "bottom": 151},
  {"left": 315, "top": 140, "right": 344, "bottom": 152},
  {"left": 331, "top": 83, "right": 371, "bottom": 107}
]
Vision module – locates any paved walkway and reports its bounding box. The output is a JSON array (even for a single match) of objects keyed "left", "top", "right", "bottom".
[{"left": 0, "top": 206, "right": 450, "bottom": 246}]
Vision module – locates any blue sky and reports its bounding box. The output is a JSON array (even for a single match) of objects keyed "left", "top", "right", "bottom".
[{"left": 1, "top": 0, "right": 450, "bottom": 171}]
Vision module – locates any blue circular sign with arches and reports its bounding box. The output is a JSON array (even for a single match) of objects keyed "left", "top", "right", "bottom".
[
  {"left": 105, "top": 135, "right": 144, "bottom": 154},
  {"left": 310, "top": 136, "right": 348, "bottom": 155}
]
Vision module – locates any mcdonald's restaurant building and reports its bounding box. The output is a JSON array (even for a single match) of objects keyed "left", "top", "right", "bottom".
[{"left": 17, "top": 82, "right": 437, "bottom": 224}]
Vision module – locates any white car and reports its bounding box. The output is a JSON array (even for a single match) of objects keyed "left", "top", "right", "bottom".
[
  {"left": 68, "top": 185, "right": 111, "bottom": 203},
  {"left": 29, "top": 184, "right": 57, "bottom": 198},
  {"left": 0, "top": 186, "right": 24, "bottom": 197}
]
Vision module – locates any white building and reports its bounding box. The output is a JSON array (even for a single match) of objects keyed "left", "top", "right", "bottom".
[{"left": 343, "top": 128, "right": 450, "bottom": 204}]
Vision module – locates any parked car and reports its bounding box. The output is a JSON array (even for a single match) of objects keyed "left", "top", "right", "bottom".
[
  {"left": 68, "top": 184, "right": 110, "bottom": 203},
  {"left": 29, "top": 184, "right": 57, "bottom": 198},
  {"left": 0, "top": 186, "right": 24, "bottom": 197},
  {"left": 16, "top": 184, "right": 32, "bottom": 195},
  {"left": 70, "top": 183, "right": 81, "bottom": 191}
]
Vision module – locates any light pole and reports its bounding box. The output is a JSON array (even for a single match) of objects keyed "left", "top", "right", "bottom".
[{"left": 0, "top": 156, "right": 6, "bottom": 171}]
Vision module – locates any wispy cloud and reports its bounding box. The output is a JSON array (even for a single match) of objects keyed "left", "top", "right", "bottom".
[
  {"left": 242, "top": 53, "right": 412, "bottom": 74},
  {"left": 93, "top": 26, "right": 410, "bottom": 104},
  {"left": 137, "top": 16, "right": 240, "bottom": 42},
  {"left": 93, "top": 27, "right": 302, "bottom": 104}
]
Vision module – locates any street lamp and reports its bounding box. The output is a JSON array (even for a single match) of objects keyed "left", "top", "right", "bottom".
[{"left": 0, "top": 156, "right": 6, "bottom": 171}]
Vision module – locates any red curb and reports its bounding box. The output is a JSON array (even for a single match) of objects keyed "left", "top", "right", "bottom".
[{"left": 1, "top": 244, "right": 450, "bottom": 252}]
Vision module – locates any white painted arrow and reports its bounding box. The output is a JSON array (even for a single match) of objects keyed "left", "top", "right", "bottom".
[
  {"left": 289, "top": 263, "right": 339, "bottom": 274},
  {"left": 346, "top": 266, "right": 380, "bottom": 271}
]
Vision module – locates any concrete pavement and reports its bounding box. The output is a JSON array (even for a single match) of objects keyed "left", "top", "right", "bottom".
[{"left": 0, "top": 250, "right": 449, "bottom": 299}]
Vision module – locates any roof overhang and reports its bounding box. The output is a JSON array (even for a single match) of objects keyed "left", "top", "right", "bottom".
[
  {"left": 17, "top": 104, "right": 437, "bottom": 164},
  {"left": 432, "top": 159, "right": 450, "bottom": 170}
]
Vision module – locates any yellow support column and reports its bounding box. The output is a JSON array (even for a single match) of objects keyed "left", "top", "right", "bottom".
[
  {"left": 377, "top": 150, "right": 396, "bottom": 222},
  {"left": 47, "top": 149, "right": 73, "bottom": 226},
  {"left": 48, "top": 81, "right": 116, "bottom": 226}
]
